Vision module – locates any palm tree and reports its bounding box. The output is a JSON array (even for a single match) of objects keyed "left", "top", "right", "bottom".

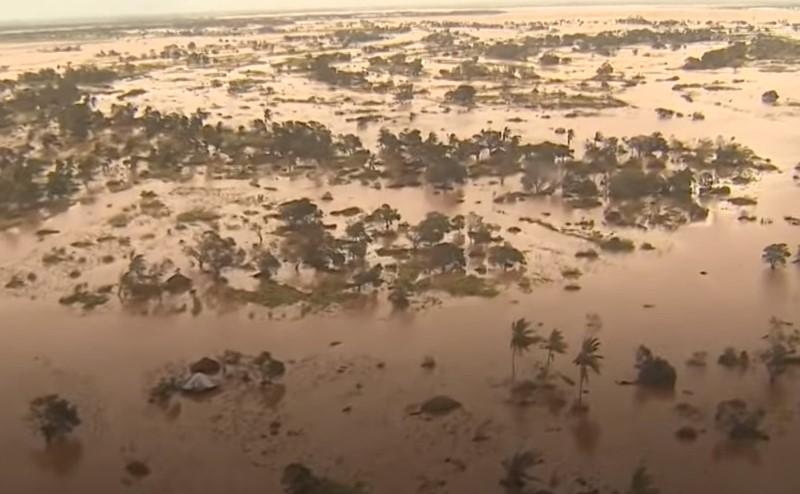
[
  {"left": 510, "top": 318, "right": 539, "bottom": 382},
  {"left": 628, "top": 466, "right": 660, "bottom": 494},
  {"left": 500, "top": 450, "right": 540, "bottom": 494},
  {"left": 542, "top": 329, "right": 568, "bottom": 376},
  {"left": 762, "top": 243, "right": 790, "bottom": 270},
  {"left": 573, "top": 336, "right": 603, "bottom": 407}
]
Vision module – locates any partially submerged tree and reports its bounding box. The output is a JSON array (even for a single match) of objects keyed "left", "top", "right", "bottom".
[
  {"left": 628, "top": 466, "right": 660, "bottom": 494},
  {"left": 28, "top": 394, "right": 81, "bottom": 444},
  {"left": 635, "top": 346, "right": 677, "bottom": 389},
  {"left": 510, "top": 318, "right": 540, "bottom": 381},
  {"left": 279, "top": 198, "right": 323, "bottom": 228},
  {"left": 281, "top": 463, "right": 367, "bottom": 494},
  {"left": 542, "top": 329, "right": 568, "bottom": 376},
  {"left": 574, "top": 335, "right": 603, "bottom": 407},
  {"left": 408, "top": 212, "right": 453, "bottom": 248},
  {"left": 427, "top": 242, "right": 466, "bottom": 273},
  {"left": 253, "top": 249, "right": 281, "bottom": 280},
  {"left": 762, "top": 243, "right": 790, "bottom": 270},
  {"left": 366, "top": 204, "right": 401, "bottom": 231},
  {"left": 488, "top": 244, "right": 526, "bottom": 270},
  {"left": 760, "top": 316, "right": 800, "bottom": 384},
  {"left": 187, "top": 230, "right": 246, "bottom": 279},
  {"left": 445, "top": 84, "right": 477, "bottom": 106},
  {"left": 500, "top": 450, "right": 541, "bottom": 494}
]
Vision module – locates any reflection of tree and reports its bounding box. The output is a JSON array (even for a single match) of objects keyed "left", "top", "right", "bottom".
[
  {"left": 31, "top": 437, "right": 84, "bottom": 476},
  {"left": 712, "top": 440, "right": 761, "bottom": 466},
  {"left": 570, "top": 414, "right": 601, "bottom": 455}
]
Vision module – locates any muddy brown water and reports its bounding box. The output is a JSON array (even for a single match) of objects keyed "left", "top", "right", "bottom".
[{"left": 2, "top": 5, "right": 800, "bottom": 494}]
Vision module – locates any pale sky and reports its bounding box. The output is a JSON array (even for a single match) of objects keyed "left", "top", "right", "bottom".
[{"left": 2, "top": 0, "right": 792, "bottom": 22}]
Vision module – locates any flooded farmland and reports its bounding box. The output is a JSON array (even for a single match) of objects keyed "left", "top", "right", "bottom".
[{"left": 1, "top": 4, "right": 800, "bottom": 493}]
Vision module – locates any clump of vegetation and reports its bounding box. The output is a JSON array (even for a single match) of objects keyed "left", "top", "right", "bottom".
[
  {"left": 717, "top": 347, "right": 750, "bottom": 369},
  {"left": 416, "top": 272, "right": 498, "bottom": 298},
  {"left": 187, "top": 230, "right": 245, "bottom": 279},
  {"left": 59, "top": 284, "right": 110, "bottom": 310},
  {"left": 176, "top": 208, "right": 221, "bottom": 224},
  {"left": 500, "top": 450, "right": 541, "bottom": 493},
  {"left": 684, "top": 35, "right": 800, "bottom": 70},
  {"left": 760, "top": 317, "right": 800, "bottom": 383},
  {"left": 281, "top": 463, "right": 367, "bottom": 494},
  {"left": 635, "top": 346, "right": 677, "bottom": 389},
  {"left": 445, "top": 84, "right": 477, "bottom": 106},
  {"left": 715, "top": 399, "right": 769, "bottom": 441},
  {"left": 628, "top": 466, "right": 661, "bottom": 494},
  {"left": 762, "top": 243, "right": 790, "bottom": 270},
  {"left": 28, "top": 394, "right": 81, "bottom": 444}
]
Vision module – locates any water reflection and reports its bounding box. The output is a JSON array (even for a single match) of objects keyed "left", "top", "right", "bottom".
[
  {"left": 712, "top": 439, "right": 762, "bottom": 466},
  {"left": 570, "top": 412, "right": 602, "bottom": 456},
  {"left": 31, "top": 438, "right": 84, "bottom": 476}
]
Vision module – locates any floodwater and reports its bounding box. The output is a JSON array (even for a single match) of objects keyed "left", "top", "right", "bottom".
[{"left": 2, "top": 5, "right": 800, "bottom": 494}]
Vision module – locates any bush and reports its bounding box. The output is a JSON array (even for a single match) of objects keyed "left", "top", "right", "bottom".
[{"left": 28, "top": 394, "right": 81, "bottom": 443}]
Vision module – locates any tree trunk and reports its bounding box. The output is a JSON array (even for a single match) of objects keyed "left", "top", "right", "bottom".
[
  {"left": 577, "top": 374, "right": 584, "bottom": 406},
  {"left": 511, "top": 352, "right": 516, "bottom": 382}
]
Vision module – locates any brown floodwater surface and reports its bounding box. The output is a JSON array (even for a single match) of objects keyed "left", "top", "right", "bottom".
[{"left": 2, "top": 5, "right": 800, "bottom": 494}]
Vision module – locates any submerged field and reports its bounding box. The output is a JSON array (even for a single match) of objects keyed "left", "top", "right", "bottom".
[{"left": 2, "top": 5, "right": 800, "bottom": 494}]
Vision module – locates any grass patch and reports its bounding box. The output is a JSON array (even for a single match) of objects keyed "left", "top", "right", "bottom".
[
  {"left": 225, "top": 281, "right": 307, "bottom": 308},
  {"left": 176, "top": 208, "right": 221, "bottom": 224},
  {"left": 108, "top": 212, "right": 131, "bottom": 228},
  {"left": 416, "top": 272, "right": 499, "bottom": 297}
]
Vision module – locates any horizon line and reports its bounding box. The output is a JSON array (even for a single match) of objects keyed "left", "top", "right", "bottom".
[{"left": 1, "top": 0, "right": 798, "bottom": 28}]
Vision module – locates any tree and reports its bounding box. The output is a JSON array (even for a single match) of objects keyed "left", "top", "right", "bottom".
[
  {"left": 510, "top": 318, "right": 540, "bottom": 381},
  {"left": 118, "top": 255, "right": 166, "bottom": 302},
  {"left": 573, "top": 335, "right": 603, "bottom": 407},
  {"left": 408, "top": 212, "right": 452, "bottom": 248},
  {"left": 352, "top": 264, "right": 383, "bottom": 291},
  {"left": 762, "top": 243, "right": 790, "bottom": 270},
  {"left": 367, "top": 204, "right": 401, "bottom": 231},
  {"left": 254, "top": 249, "right": 281, "bottom": 280},
  {"left": 500, "top": 450, "right": 540, "bottom": 494},
  {"left": 445, "top": 84, "right": 477, "bottom": 106},
  {"left": 761, "top": 317, "right": 800, "bottom": 384},
  {"left": 395, "top": 83, "right": 414, "bottom": 103},
  {"left": 628, "top": 466, "right": 660, "bottom": 494},
  {"left": 279, "top": 198, "right": 322, "bottom": 228},
  {"left": 635, "top": 346, "right": 677, "bottom": 389},
  {"left": 425, "top": 155, "right": 467, "bottom": 187},
  {"left": 488, "top": 244, "right": 526, "bottom": 270},
  {"left": 427, "top": 242, "right": 465, "bottom": 273},
  {"left": 45, "top": 161, "right": 77, "bottom": 200},
  {"left": 28, "top": 394, "right": 81, "bottom": 444},
  {"left": 521, "top": 153, "right": 560, "bottom": 194},
  {"left": 542, "top": 329, "right": 568, "bottom": 376},
  {"left": 187, "top": 230, "right": 245, "bottom": 279},
  {"left": 76, "top": 157, "right": 99, "bottom": 190}
]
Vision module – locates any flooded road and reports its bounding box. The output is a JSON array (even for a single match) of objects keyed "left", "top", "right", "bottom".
[{"left": 1, "top": 5, "right": 800, "bottom": 494}]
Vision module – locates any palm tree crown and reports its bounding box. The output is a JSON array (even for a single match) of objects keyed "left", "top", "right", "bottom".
[
  {"left": 573, "top": 336, "right": 603, "bottom": 405},
  {"left": 510, "top": 318, "right": 541, "bottom": 381},
  {"left": 542, "top": 329, "right": 568, "bottom": 374}
]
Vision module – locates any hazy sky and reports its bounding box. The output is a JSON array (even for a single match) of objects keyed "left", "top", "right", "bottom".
[{"left": 4, "top": 0, "right": 793, "bottom": 22}]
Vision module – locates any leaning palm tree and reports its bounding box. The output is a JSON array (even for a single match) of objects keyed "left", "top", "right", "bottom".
[
  {"left": 510, "top": 318, "right": 539, "bottom": 382},
  {"left": 542, "top": 329, "right": 568, "bottom": 376},
  {"left": 573, "top": 336, "right": 603, "bottom": 407}
]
